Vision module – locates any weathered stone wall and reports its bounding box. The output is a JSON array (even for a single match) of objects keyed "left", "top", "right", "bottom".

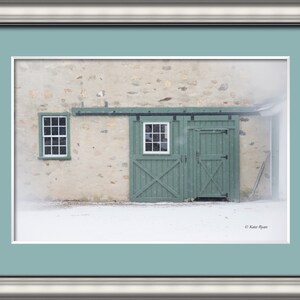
[{"left": 14, "top": 59, "right": 286, "bottom": 203}]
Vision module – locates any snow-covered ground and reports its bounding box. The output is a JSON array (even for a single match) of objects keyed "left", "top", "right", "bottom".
[{"left": 14, "top": 200, "right": 288, "bottom": 244}]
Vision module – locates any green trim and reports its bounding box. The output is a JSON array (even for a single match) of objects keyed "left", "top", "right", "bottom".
[
  {"left": 38, "top": 112, "right": 71, "bottom": 161},
  {"left": 129, "top": 116, "right": 135, "bottom": 202},
  {"left": 232, "top": 115, "right": 240, "bottom": 202},
  {"left": 72, "top": 106, "right": 259, "bottom": 116},
  {"left": 38, "top": 156, "right": 71, "bottom": 161},
  {"left": 38, "top": 113, "right": 43, "bottom": 158}
]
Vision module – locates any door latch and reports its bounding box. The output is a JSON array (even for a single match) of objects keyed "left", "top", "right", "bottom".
[
  {"left": 181, "top": 155, "right": 188, "bottom": 163},
  {"left": 196, "top": 151, "right": 200, "bottom": 163},
  {"left": 221, "top": 154, "right": 228, "bottom": 159}
]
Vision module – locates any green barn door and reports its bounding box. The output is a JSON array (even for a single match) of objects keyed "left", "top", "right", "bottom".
[
  {"left": 185, "top": 116, "right": 232, "bottom": 200},
  {"left": 130, "top": 116, "right": 184, "bottom": 202},
  {"left": 130, "top": 114, "right": 239, "bottom": 202}
]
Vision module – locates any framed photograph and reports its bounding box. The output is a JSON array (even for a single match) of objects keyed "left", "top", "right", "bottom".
[
  {"left": 1, "top": 0, "right": 300, "bottom": 298},
  {"left": 12, "top": 56, "right": 289, "bottom": 244}
]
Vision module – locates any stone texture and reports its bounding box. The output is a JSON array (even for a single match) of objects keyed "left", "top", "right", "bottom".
[{"left": 14, "top": 59, "right": 286, "bottom": 202}]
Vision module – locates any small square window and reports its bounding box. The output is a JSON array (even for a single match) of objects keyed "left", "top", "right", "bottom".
[
  {"left": 153, "top": 134, "right": 159, "bottom": 142},
  {"left": 52, "top": 127, "right": 58, "bottom": 135},
  {"left": 52, "top": 117, "right": 58, "bottom": 126},
  {"left": 59, "top": 117, "right": 66, "bottom": 126},
  {"left": 44, "top": 127, "right": 51, "bottom": 135},
  {"left": 153, "top": 143, "right": 160, "bottom": 151},
  {"left": 161, "top": 134, "right": 168, "bottom": 142},
  {"left": 145, "top": 143, "right": 152, "bottom": 151},
  {"left": 60, "top": 147, "right": 66, "bottom": 155},
  {"left": 52, "top": 137, "right": 59, "bottom": 145},
  {"left": 44, "top": 118, "right": 50, "bottom": 126},
  {"left": 44, "top": 137, "right": 51, "bottom": 145},
  {"left": 60, "top": 137, "right": 66, "bottom": 145},
  {"left": 52, "top": 147, "right": 59, "bottom": 155},
  {"left": 143, "top": 122, "right": 169, "bottom": 154},
  {"left": 145, "top": 124, "right": 152, "bottom": 132},
  {"left": 45, "top": 147, "right": 51, "bottom": 155},
  {"left": 161, "top": 143, "right": 168, "bottom": 151},
  {"left": 59, "top": 127, "right": 66, "bottom": 135},
  {"left": 153, "top": 124, "right": 160, "bottom": 132},
  {"left": 145, "top": 134, "right": 152, "bottom": 142}
]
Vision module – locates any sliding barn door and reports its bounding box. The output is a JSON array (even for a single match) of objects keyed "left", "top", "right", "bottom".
[
  {"left": 129, "top": 114, "right": 239, "bottom": 202},
  {"left": 130, "top": 116, "right": 184, "bottom": 202}
]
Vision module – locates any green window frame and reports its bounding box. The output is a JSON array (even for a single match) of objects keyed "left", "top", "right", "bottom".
[{"left": 38, "top": 112, "right": 71, "bottom": 160}]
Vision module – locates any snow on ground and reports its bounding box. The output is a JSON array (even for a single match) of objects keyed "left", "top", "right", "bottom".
[{"left": 14, "top": 200, "right": 288, "bottom": 244}]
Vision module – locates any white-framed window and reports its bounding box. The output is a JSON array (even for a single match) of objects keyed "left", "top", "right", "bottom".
[
  {"left": 143, "top": 122, "right": 170, "bottom": 154},
  {"left": 39, "top": 113, "right": 70, "bottom": 159}
]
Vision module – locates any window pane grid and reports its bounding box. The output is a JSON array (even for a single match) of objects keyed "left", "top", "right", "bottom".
[
  {"left": 144, "top": 123, "right": 169, "bottom": 154},
  {"left": 42, "top": 116, "right": 67, "bottom": 157}
]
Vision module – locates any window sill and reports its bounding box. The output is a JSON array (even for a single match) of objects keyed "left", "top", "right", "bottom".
[{"left": 38, "top": 156, "right": 71, "bottom": 161}]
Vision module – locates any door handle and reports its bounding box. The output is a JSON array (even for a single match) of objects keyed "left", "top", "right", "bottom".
[
  {"left": 196, "top": 151, "right": 200, "bottom": 163},
  {"left": 181, "top": 155, "right": 188, "bottom": 163}
]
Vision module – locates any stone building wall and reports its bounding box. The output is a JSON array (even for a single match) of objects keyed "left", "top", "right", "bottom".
[{"left": 14, "top": 59, "right": 287, "bottom": 203}]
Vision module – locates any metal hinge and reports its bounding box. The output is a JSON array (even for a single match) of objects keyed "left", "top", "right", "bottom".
[{"left": 221, "top": 154, "right": 228, "bottom": 159}]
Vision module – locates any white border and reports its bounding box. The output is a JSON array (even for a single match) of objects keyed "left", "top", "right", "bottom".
[
  {"left": 287, "top": 57, "right": 290, "bottom": 244},
  {"left": 11, "top": 56, "right": 290, "bottom": 245},
  {"left": 11, "top": 57, "right": 15, "bottom": 243}
]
